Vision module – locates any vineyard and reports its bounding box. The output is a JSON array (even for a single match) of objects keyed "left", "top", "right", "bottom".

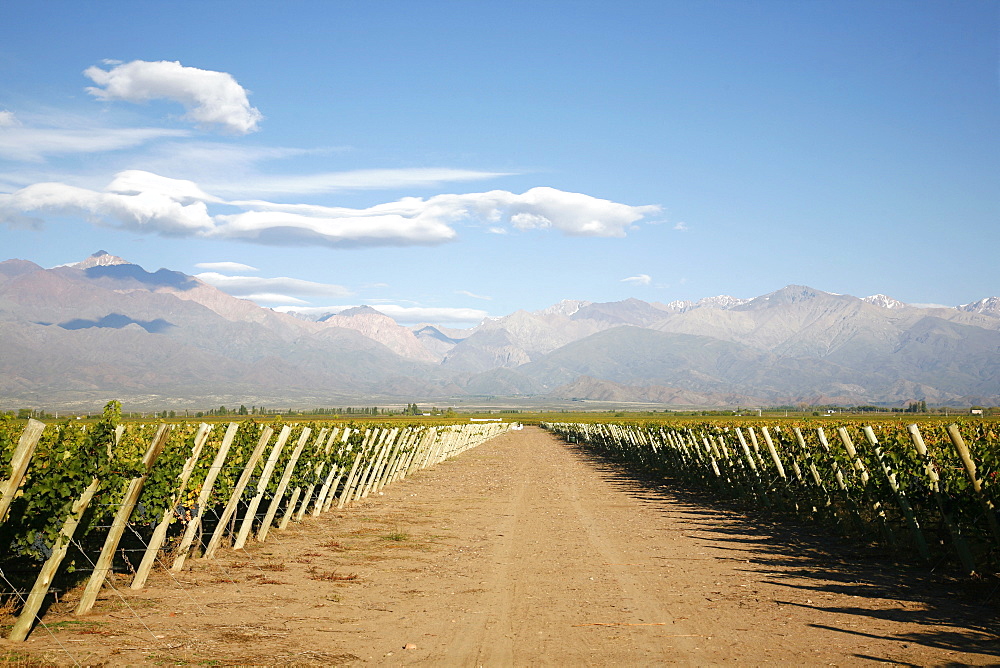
[
  {"left": 543, "top": 419, "right": 1000, "bottom": 578},
  {"left": 0, "top": 402, "right": 510, "bottom": 642}
]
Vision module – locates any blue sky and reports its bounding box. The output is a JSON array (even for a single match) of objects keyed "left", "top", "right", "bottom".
[{"left": 0, "top": 1, "right": 996, "bottom": 327}]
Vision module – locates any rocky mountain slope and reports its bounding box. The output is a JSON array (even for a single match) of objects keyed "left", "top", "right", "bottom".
[
  {"left": 2, "top": 252, "right": 998, "bottom": 409},
  {"left": 0, "top": 253, "right": 458, "bottom": 408}
]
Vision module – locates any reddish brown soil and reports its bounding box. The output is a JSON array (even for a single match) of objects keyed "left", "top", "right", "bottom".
[{"left": 2, "top": 426, "right": 997, "bottom": 666}]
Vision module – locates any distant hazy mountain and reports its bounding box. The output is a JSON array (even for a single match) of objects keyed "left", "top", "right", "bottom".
[
  {"left": 318, "top": 306, "right": 440, "bottom": 363},
  {"left": 0, "top": 252, "right": 457, "bottom": 409},
  {"left": 447, "top": 285, "right": 1000, "bottom": 405},
  {"left": 1, "top": 252, "right": 998, "bottom": 409},
  {"left": 959, "top": 297, "right": 1000, "bottom": 317}
]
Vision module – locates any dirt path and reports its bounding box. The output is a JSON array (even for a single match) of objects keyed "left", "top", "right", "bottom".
[{"left": 4, "top": 426, "right": 998, "bottom": 666}]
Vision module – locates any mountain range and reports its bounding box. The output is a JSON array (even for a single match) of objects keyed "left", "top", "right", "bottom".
[{"left": 1, "top": 251, "right": 998, "bottom": 410}]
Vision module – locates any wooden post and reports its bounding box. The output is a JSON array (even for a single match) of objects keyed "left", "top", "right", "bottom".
[
  {"left": 385, "top": 428, "right": 417, "bottom": 486},
  {"left": 9, "top": 479, "right": 100, "bottom": 641},
  {"left": 816, "top": 428, "right": 849, "bottom": 491},
  {"left": 170, "top": 422, "right": 240, "bottom": 571},
  {"left": 354, "top": 429, "right": 390, "bottom": 502},
  {"left": 946, "top": 424, "right": 1000, "bottom": 547},
  {"left": 320, "top": 432, "right": 356, "bottom": 515},
  {"left": 257, "top": 427, "right": 312, "bottom": 542},
  {"left": 296, "top": 462, "right": 324, "bottom": 521},
  {"left": 361, "top": 428, "right": 398, "bottom": 499},
  {"left": 0, "top": 419, "right": 45, "bottom": 524},
  {"left": 278, "top": 487, "right": 301, "bottom": 530},
  {"left": 862, "top": 426, "right": 930, "bottom": 561},
  {"left": 745, "top": 427, "right": 767, "bottom": 469},
  {"left": 131, "top": 423, "right": 213, "bottom": 589},
  {"left": 425, "top": 429, "right": 451, "bottom": 468},
  {"left": 233, "top": 425, "right": 292, "bottom": 550},
  {"left": 295, "top": 428, "right": 336, "bottom": 521},
  {"left": 836, "top": 427, "right": 870, "bottom": 482},
  {"left": 398, "top": 428, "right": 428, "bottom": 480},
  {"left": 384, "top": 427, "right": 415, "bottom": 486},
  {"left": 313, "top": 463, "right": 340, "bottom": 515},
  {"left": 406, "top": 428, "right": 435, "bottom": 475},
  {"left": 734, "top": 429, "right": 758, "bottom": 472},
  {"left": 203, "top": 427, "right": 273, "bottom": 559},
  {"left": 816, "top": 427, "right": 867, "bottom": 535},
  {"left": 337, "top": 429, "right": 376, "bottom": 509},
  {"left": 794, "top": 427, "right": 833, "bottom": 518},
  {"left": 837, "top": 426, "right": 897, "bottom": 545},
  {"left": 908, "top": 424, "right": 976, "bottom": 574},
  {"left": 417, "top": 427, "right": 440, "bottom": 470},
  {"left": 760, "top": 427, "right": 787, "bottom": 479},
  {"left": 312, "top": 429, "right": 350, "bottom": 515},
  {"left": 75, "top": 424, "right": 172, "bottom": 615}
]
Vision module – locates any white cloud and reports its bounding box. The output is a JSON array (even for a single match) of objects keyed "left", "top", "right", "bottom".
[
  {"left": 234, "top": 186, "right": 659, "bottom": 239},
  {"left": 194, "top": 261, "right": 259, "bottom": 272},
  {"left": 240, "top": 293, "right": 310, "bottom": 305},
  {"left": 107, "top": 170, "right": 222, "bottom": 204},
  {"left": 276, "top": 303, "right": 489, "bottom": 325},
  {"left": 449, "top": 187, "right": 660, "bottom": 237},
  {"left": 621, "top": 274, "right": 652, "bottom": 285},
  {"left": 0, "top": 180, "right": 214, "bottom": 235},
  {"left": 135, "top": 141, "right": 329, "bottom": 183},
  {"left": 372, "top": 304, "right": 490, "bottom": 324},
  {"left": 510, "top": 212, "right": 550, "bottom": 230},
  {"left": 0, "top": 111, "right": 20, "bottom": 127},
  {"left": 273, "top": 305, "right": 342, "bottom": 317},
  {"left": 0, "top": 125, "right": 189, "bottom": 162},
  {"left": 1, "top": 169, "right": 659, "bottom": 247},
  {"left": 456, "top": 290, "right": 492, "bottom": 301},
  {"left": 212, "top": 210, "right": 458, "bottom": 247},
  {"left": 673, "top": 221, "right": 688, "bottom": 231},
  {"left": 214, "top": 167, "right": 512, "bottom": 197},
  {"left": 84, "top": 60, "right": 263, "bottom": 134},
  {"left": 194, "top": 272, "right": 352, "bottom": 298}
]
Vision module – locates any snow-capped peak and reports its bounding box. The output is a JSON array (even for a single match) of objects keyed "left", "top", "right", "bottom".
[{"left": 863, "top": 294, "right": 907, "bottom": 309}]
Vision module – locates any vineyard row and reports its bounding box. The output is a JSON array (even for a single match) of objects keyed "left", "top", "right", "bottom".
[
  {"left": 543, "top": 419, "right": 999, "bottom": 577},
  {"left": 0, "top": 404, "right": 511, "bottom": 641}
]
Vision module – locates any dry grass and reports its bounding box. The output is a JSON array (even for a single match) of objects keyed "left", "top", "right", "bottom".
[
  {"left": 305, "top": 566, "right": 359, "bottom": 582},
  {"left": 259, "top": 559, "right": 287, "bottom": 571},
  {"left": 0, "top": 597, "right": 18, "bottom": 622},
  {"left": 319, "top": 539, "right": 351, "bottom": 550}
]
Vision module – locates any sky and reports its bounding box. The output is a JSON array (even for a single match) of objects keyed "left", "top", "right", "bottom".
[{"left": 0, "top": 1, "right": 997, "bottom": 327}]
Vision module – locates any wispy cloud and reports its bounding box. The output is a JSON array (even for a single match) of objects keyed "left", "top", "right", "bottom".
[
  {"left": 214, "top": 167, "right": 513, "bottom": 197},
  {"left": 195, "top": 271, "right": 352, "bottom": 298},
  {"left": 276, "top": 303, "right": 489, "bottom": 325},
  {"left": 0, "top": 169, "right": 660, "bottom": 248},
  {"left": 232, "top": 186, "right": 659, "bottom": 239},
  {"left": 456, "top": 290, "right": 492, "bottom": 300},
  {"left": 673, "top": 221, "right": 688, "bottom": 231},
  {"left": 194, "top": 261, "right": 259, "bottom": 272},
  {"left": 0, "top": 111, "right": 20, "bottom": 127},
  {"left": 241, "top": 293, "right": 310, "bottom": 305},
  {"left": 0, "top": 123, "right": 189, "bottom": 162},
  {"left": 366, "top": 304, "right": 490, "bottom": 325},
  {"left": 85, "top": 60, "right": 262, "bottom": 134},
  {"left": 621, "top": 274, "right": 652, "bottom": 285},
  {"left": 137, "top": 142, "right": 334, "bottom": 184}
]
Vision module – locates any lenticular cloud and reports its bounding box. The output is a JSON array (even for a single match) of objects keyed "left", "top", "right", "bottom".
[
  {"left": 84, "top": 60, "right": 263, "bottom": 134},
  {"left": 0, "top": 169, "right": 659, "bottom": 247}
]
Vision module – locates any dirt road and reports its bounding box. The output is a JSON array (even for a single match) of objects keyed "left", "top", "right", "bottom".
[{"left": 4, "top": 426, "right": 997, "bottom": 665}]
